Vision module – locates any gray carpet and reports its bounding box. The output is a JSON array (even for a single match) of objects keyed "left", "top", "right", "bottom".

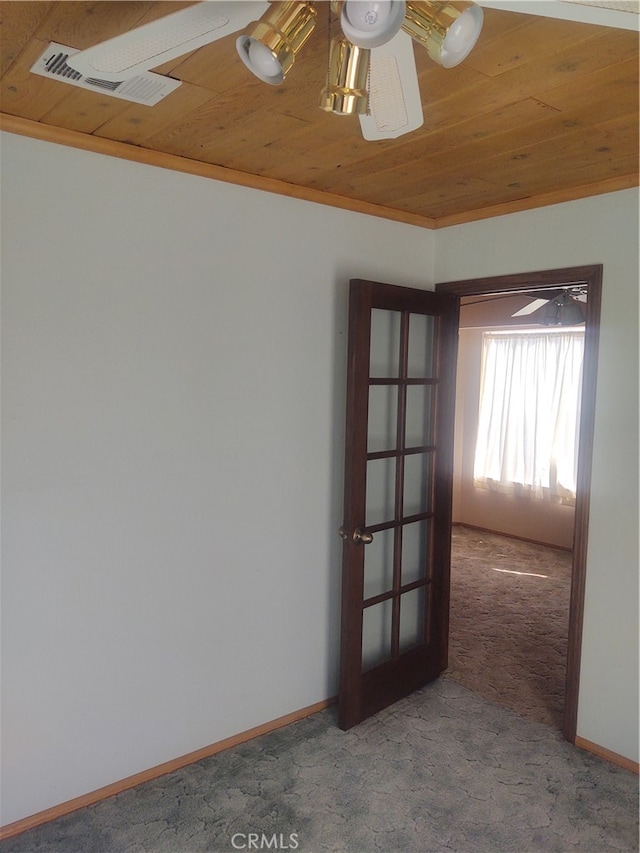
[
  {"left": 447, "top": 526, "right": 573, "bottom": 730},
  {"left": 1, "top": 679, "right": 637, "bottom": 853}
]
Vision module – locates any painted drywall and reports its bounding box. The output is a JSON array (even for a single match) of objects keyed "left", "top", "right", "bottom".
[
  {"left": 453, "top": 327, "right": 575, "bottom": 549},
  {"left": 436, "top": 188, "right": 640, "bottom": 763},
  {"left": 0, "top": 132, "right": 437, "bottom": 825}
]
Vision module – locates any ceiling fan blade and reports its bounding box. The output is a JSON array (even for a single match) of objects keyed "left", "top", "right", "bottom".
[
  {"left": 511, "top": 298, "right": 551, "bottom": 317},
  {"left": 66, "top": 1, "right": 268, "bottom": 82},
  {"left": 359, "top": 31, "right": 423, "bottom": 141}
]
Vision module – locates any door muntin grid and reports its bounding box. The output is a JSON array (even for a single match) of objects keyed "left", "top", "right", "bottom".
[{"left": 362, "top": 307, "right": 439, "bottom": 671}]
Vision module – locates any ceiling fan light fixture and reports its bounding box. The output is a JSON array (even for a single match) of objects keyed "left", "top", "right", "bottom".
[
  {"left": 340, "top": 0, "right": 407, "bottom": 48},
  {"left": 559, "top": 295, "right": 586, "bottom": 326},
  {"left": 402, "top": 1, "right": 483, "bottom": 68},
  {"left": 319, "top": 37, "right": 370, "bottom": 115},
  {"left": 541, "top": 293, "right": 586, "bottom": 326},
  {"left": 236, "top": 1, "right": 318, "bottom": 85},
  {"left": 542, "top": 299, "right": 561, "bottom": 326}
]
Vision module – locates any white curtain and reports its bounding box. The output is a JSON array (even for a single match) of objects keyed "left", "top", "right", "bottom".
[{"left": 473, "top": 329, "right": 584, "bottom": 502}]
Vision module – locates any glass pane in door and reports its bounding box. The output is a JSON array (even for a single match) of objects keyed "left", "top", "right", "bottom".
[
  {"left": 401, "top": 519, "right": 431, "bottom": 585},
  {"left": 403, "top": 452, "right": 432, "bottom": 517},
  {"left": 368, "top": 385, "right": 398, "bottom": 453},
  {"left": 366, "top": 457, "right": 396, "bottom": 526},
  {"left": 407, "top": 313, "right": 436, "bottom": 378},
  {"left": 405, "top": 385, "right": 434, "bottom": 448},
  {"left": 399, "top": 587, "right": 426, "bottom": 653},
  {"left": 363, "top": 528, "right": 395, "bottom": 599},
  {"left": 370, "top": 309, "right": 401, "bottom": 378},
  {"left": 362, "top": 599, "right": 393, "bottom": 671}
]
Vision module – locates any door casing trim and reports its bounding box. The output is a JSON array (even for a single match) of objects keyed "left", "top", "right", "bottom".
[{"left": 436, "top": 264, "right": 603, "bottom": 744}]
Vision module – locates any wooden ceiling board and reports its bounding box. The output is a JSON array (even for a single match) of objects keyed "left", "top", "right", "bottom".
[
  {"left": 92, "top": 82, "right": 216, "bottom": 145},
  {"left": 32, "top": 2, "right": 156, "bottom": 48},
  {"left": 1, "top": 36, "right": 70, "bottom": 120},
  {"left": 39, "top": 85, "right": 135, "bottom": 134},
  {"left": 0, "top": 1, "right": 54, "bottom": 76},
  {"left": 535, "top": 53, "right": 640, "bottom": 111},
  {"left": 0, "top": 1, "right": 637, "bottom": 228},
  {"left": 463, "top": 15, "right": 605, "bottom": 77},
  {"left": 246, "top": 99, "right": 635, "bottom": 209}
]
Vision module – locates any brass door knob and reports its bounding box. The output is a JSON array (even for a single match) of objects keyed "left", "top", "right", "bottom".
[
  {"left": 338, "top": 526, "right": 374, "bottom": 544},
  {"left": 353, "top": 527, "right": 373, "bottom": 545}
]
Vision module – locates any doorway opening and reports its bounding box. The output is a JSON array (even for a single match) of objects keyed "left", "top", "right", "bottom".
[
  {"left": 447, "top": 526, "right": 573, "bottom": 730},
  {"left": 436, "top": 265, "right": 603, "bottom": 744}
]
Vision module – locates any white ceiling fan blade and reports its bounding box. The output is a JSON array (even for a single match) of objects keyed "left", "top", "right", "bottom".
[
  {"left": 66, "top": 1, "right": 268, "bottom": 82},
  {"left": 511, "top": 298, "right": 550, "bottom": 317},
  {"left": 359, "top": 31, "right": 424, "bottom": 141}
]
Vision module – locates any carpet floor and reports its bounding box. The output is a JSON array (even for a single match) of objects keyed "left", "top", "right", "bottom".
[
  {"left": 446, "top": 526, "right": 573, "bottom": 730},
  {"left": 1, "top": 679, "right": 637, "bottom": 853},
  {"left": 3, "top": 529, "right": 637, "bottom": 853}
]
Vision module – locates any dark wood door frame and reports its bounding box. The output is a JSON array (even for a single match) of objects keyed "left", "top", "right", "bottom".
[{"left": 436, "top": 264, "right": 603, "bottom": 744}]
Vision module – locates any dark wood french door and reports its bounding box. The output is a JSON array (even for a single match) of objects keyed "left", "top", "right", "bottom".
[{"left": 338, "top": 279, "right": 459, "bottom": 730}]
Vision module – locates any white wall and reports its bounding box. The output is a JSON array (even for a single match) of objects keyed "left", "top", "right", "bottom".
[
  {"left": 0, "top": 132, "right": 436, "bottom": 825},
  {"left": 436, "top": 189, "right": 640, "bottom": 764}
]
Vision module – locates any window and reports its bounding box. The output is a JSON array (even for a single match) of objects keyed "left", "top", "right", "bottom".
[{"left": 473, "top": 329, "right": 585, "bottom": 502}]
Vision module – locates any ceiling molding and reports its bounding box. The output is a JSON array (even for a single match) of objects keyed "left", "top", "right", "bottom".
[
  {"left": 433, "top": 172, "right": 639, "bottom": 226},
  {"left": 0, "top": 113, "right": 437, "bottom": 230},
  {"left": 2, "top": 113, "right": 637, "bottom": 231}
]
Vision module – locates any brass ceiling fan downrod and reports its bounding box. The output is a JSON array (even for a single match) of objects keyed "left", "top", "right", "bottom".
[{"left": 320, "top": 2, "right": 371, "bottom": 116}]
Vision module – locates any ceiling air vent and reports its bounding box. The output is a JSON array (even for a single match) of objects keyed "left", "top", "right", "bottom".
[{"left": 30, "top": 43, "right": 181, "bottom": 106}]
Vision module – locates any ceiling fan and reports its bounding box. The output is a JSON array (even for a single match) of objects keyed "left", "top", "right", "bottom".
[
  {"left": 511, "top": 287, "right": 588, "bottom": 325},
  {"left": 462, "top": 287, "right": 588, "bottom": 325},
  {"left": 60, "top": 1, "right": 485, "bottom": 142}
]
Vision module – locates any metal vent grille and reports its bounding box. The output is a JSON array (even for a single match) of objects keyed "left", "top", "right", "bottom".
[{"left": 30, "top": 43, "right": 181, "bottom": 106}]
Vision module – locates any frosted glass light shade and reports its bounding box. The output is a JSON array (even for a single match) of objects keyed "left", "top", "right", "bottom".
[
  {"left": 237, "top": 35, "right": 284, "bottom": 84},
  {"left": 440, "top": 4, "right": 483, "bottom": 66},
  {"left": 248, "top": 40, "right": 283, "bottom": 80},
  {"left": 341, "top": 0, "right": 407, "bottom": 48},
  {"left": 236, "top": 1, "right": 317, "bottom": 85},
  {"left": 402, "top": 1, "right": 483, "bottom": 68}
]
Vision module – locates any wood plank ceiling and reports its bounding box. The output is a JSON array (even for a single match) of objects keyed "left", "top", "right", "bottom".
[{"left": 1, "top": 1, "right": 638, "bottom": 228}]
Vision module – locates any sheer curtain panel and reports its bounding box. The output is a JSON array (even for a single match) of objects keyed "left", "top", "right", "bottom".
[{"left": 473, "top": 330, "right": 585, "bottom": 502}]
